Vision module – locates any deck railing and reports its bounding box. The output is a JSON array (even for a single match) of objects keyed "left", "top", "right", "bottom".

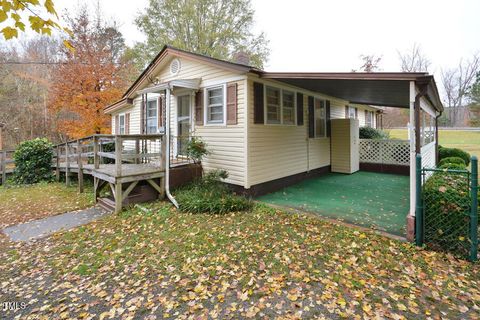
[
  {"left": 0, "top": 150, "right": 15, "bottom": 184},
  {"left": 359, "top": 139, "right": 410, "bottom": 166}
]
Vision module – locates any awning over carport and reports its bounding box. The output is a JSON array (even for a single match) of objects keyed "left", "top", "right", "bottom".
[{"left": 260, "top": 72, "right": 443, "bottom": 112}]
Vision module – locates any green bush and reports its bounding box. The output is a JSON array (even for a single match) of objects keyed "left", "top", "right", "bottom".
[
  {"left": 12, "top": 138, "right": 54, "bottom": 184},
  {"left": 359, "top": 127, "right": 390, "bottom": 139},
  {"left": 438, "top": 163, "right": 467, "bottom": 170},
  {"left": 438, "top": 157, "right": 466, "bottom": 168},
  {"left": 423, "top": 172, "right": 471, "bottom": 256},
  {"left": 438, "top": 147, "right": 471, "bottom": 166},
  {"left": 175, "top": 169, "right": 252, "bottom": 214}
]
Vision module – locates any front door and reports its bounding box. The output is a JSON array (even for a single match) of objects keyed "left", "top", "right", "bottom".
[{"left": 176, "top": 94, "right": 191, "bottom": 156}]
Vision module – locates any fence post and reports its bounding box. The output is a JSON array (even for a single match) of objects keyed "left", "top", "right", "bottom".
[
  {"left": 65, "top": 143, "right": 70, "bottom": 186},
  {"left": 1, "top": 150, "right": 6, "bottom": 186},
  {"left": 115, "top": 135, "right": 122, "bottom": 177},
  {"left": 77, "top": 139, "right": 84, "bottom": 193},
  {"left": 470, "top": 156, "right": 478, "bottom": 262},
  {"left": 55, "top": 146, "right": 60, "bottom": 182},
  {"left": 93, "top": 136, "right": 99, "bottom": 169},
  {"left": 415, "top": 154, "right": 424, "bottom": 246}
]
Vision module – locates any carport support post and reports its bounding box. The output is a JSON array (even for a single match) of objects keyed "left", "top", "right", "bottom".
[
  {"left": 407, "top": 81, "right": 416, "bottom": 241},
  {"left": 470, "top": 156, "right": 478, "bottom": 262},
  {"left": 415, "top": 154, "right": 424, "bottom": 246}
]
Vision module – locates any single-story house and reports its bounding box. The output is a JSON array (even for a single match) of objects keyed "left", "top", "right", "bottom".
[{"left": 104, "top": 45, "right": 443, "bottom": 239}]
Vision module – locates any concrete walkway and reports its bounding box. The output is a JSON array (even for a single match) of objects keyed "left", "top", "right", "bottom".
[{"left": 2, "top": 207, "right": 108, "bottom": 242}]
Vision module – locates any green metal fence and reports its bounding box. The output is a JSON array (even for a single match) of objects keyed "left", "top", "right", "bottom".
[{"left": 415, "top": 154, "right": 478, "bottom": 261}]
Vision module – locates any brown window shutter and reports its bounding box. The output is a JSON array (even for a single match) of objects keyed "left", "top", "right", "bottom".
[
  {"left": 345, "top": 105, "right": 349, "bottom": 118},
  {"left": 365, "top": 110, "right": 368, "bottom": 125},
  {"left": 355, "top": 107, "right": 358, "bottom": 119},
  {"left": 296, "top": 93, "right": 303, "bottom": 125},
  {"left": 125, "top": 113, "right": 130, "bottom": 134},
  {"left": 158, "top": 96, "right": 164, "bottom": 129},
  {"left": 195, "top": 90, "right": 204, "bottom": 126},
  {"left": 226, "top": 82, "right": 237, "bottom": 125},
  {"left": 253, "top": 82, "right": 264, "bottom": 124},
  {"left": 308, "top": 96, "right": 314, "bottom": 138},
  {"left": 115, "top": 115, "right": 119, "bottom": 134},
  {"left": 326, "top": 100, "right": 331, "bottom": 137}
]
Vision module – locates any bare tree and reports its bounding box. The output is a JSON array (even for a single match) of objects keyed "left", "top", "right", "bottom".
[
  {"left": 353, "top": 54, "right": 382, "bottom": 72},
  {"left": 441, "top": 53, "right": 480, "bottom": 125},
  {"left": 398, "top": 43, "right": 431, "bottom": 72}
]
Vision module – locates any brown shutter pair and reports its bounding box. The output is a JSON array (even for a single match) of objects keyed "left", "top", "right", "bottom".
[
  {"left": 226, "top": 82, "right": 237, "bottom": 125},
  {"left": 125, "top": 113, "right": 130, "bottom": 134},
  {"left": 115, "top": 115, "right": 119, "bottom": 134},
  {"left": 296, "top": 93, "right": 304, "bottom": 126},
  {"left": 253, "top": 82, "right": 264, "bottom": 124},
  {"left": 195, "top": 90, "right": 204, "bottom": 125},
  {"left": 158, "top": 96, "right": 164, "bottom": 129},
  {"left": 308, "top": 96, "right": 314, "bottom": 138}
]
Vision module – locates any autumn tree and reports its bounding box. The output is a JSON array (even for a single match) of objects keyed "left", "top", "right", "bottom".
[
  {"left": 441, "top": 53, "right": 480, "bottom": 126},
  {"left": 0, "top": 36, "right": 61, "bottom": 148},
  {"left": 353, "top": 54, "right": 382, "bottom": 72},
  {"left": 48, "top": 7, "right": 130, "bottom": 139},
  {"left": 132, "top": 0, "right": 269, "bottom": 71},
  {"left": 0, "top": 0, "right": 72, "bottom": 48},
  {"left": 469, "top": 72, "right": 480, "bottom": 126},
  {"left": 398, "top": 43, "right": 431, "bottom": 72}
]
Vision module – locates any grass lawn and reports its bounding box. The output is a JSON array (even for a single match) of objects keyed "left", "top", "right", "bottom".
[
  {"left": 387, "top": 129, "right": 480, "bottom": 160},
  {"left": 1, "top": 201, "right": 479, "bottom": 319}
]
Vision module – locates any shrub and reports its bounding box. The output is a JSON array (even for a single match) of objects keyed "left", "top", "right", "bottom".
[
  {"left": 438, "top": 157, "right": 466, "bottom": 168},
  {"left": 438, "top": 163, "right": 467, "bottom": 170},
  {"left": 175, "top": 169, "right": 252, "bottom": 214},
  {"left": 359, "top": 127, "right": 390, "bottom": 139},
  {"left": 423, "top": 172, "right": 471, "bottom": 256},
  {"left": 186, "top": 136, "right": 209, "bottom": 164},
  {"left": 13, "top": 138, "right": 54, "bottom": 184},
  {"left": 438, "top": 147, "right": 471, "bottom": 166}
]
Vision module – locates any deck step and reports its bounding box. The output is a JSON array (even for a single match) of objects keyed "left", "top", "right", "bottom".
[{"left": 97, "top": 197, "right": 115, "bottom": 212}]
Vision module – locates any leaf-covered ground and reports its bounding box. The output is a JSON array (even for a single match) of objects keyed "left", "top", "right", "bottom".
[
  {"left": 1, "top": 202, "right": 479, "bottom": 319},
  {"left": 0, "top": 182, "right": 94, "bottom": 250}
]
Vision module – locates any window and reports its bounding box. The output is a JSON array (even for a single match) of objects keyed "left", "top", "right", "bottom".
[
  {"left": 365, "top": 111, "right": 373, "bottom": 127},
  {"left": 421, "top": 110, "right": 435, "bottom": 146},
  {"left": 282, "top": 90, "right": 295, "bottom": 125},
  {"left": 348, "top": 106, "right": 356, "bottom": 119},
  {"left": 118, "top": 114, "right": 125, "bottom": 134},
  {"left": 206, "top": 86, "right": 225, "bottom": 124},
  {"left": 266, "top": 86, "right": 281, "bottom": 124},
  {"left": 314, "top": 98, "right": 326, "bottom": 138},
  {"left": 146, "top": 99, "right": 158, "bottom": 134}
]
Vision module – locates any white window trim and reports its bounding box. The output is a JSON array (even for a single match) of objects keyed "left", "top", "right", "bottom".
[
  {"left": 118, "top": 113, "right": 126, "bottom": 134},
  {"left": 204, "top": 84, "right": 227, "bottom": 126},
  {"left": 263, "top": 85, "right": 297, "bottom": 126},
  {"left": 146, "top": 98, "right": 158, "bottom": 134},
  {"left": 313, "top": 98, "right": 327, "bottom": 139},
  {"left": 348, "top": 106, "right": 356, "bottom": 119}
]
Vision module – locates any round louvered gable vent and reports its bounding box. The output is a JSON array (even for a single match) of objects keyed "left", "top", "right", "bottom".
[{"left": 170, "top": 58, "right": 181, "bottom": 75}]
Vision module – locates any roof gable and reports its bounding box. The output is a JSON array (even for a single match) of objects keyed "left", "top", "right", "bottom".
[{"left": 123, "top": 45, "right": 259, "bottom": 99}]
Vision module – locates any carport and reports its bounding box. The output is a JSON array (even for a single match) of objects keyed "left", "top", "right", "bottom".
[{"left": 259, "top": 72, "right": 444, "bottom": 239}]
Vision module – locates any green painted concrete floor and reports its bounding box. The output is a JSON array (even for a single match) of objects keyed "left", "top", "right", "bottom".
[{"left": 257, "top": 171, "right": 409, "bottom": 236}]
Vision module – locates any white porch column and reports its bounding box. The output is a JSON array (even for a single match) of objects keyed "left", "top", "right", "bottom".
[{"left": 409, "top": 81, "right": 416, "bottom": 216}]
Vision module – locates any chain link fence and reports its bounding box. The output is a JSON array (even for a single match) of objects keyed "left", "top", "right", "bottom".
[{"left": 415, "top": 155, "right": 478, "bottom": 261}]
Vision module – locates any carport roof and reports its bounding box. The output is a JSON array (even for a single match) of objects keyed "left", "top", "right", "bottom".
[{"left": 260, "top": 72, "right": 443, "bottom": 112}]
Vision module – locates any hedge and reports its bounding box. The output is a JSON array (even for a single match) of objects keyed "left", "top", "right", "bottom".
[
  {"left": 438, "top": 157, "right": 466, "bottom": 168},
  {"left": 359, "top": 127, "right": 390, "bottom": 139},
  {"left": 438, "top": 147, "right": 471, "bottom": 166},
  {"left": 12, "top": 138, "right": 54, "bottom": 184}
]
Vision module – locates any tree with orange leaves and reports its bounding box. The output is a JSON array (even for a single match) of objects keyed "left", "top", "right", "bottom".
[{"left": 49, "top": 6, "right": 131, "bottom": 139}]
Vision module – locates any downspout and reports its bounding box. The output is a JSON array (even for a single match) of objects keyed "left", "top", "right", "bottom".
[
  {"left": 435, "top": 111, "right": 442, "bottom": 166},
  {"left": 414, "top": 85, "right": 428, "bottom": 154},
  {"left": 164, "top": 86, "right": 179, "bottom": 208}
]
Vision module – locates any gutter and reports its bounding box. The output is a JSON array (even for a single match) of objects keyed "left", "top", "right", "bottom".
[{"left": 164, "top": 87, "right": 179, "bottom": 208}]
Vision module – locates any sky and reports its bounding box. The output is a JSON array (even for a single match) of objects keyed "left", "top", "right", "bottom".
[{"left": 32, "top": 0, "right": 480, "bottom": 77}]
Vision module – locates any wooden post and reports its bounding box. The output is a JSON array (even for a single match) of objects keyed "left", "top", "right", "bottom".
[
  {"left": 93, "top": 136, "right": 99, "bottom": 169},
  {"left": 65, "top": 142, "right": 70, "bottom": 186},
  {"left": 55, "top": 146, "right": 60, "bottom": 182},
  {"left": 135, "top": 139, "right": 140, "bottom": 164},
  {"left": 115, "top": 182, "right": 122, "bottom": 213},
  {"left": 159, "top": 136, "right": 166, "bottom": 198},
  {"left": 1, "top": 150, "right": 6, "bottom": 186},
  {"left": 77, "top": 139, "right": 84, "bottom": 193},
  {"left": 115, "top": 135, "right": 122, "bottom": 177}
]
